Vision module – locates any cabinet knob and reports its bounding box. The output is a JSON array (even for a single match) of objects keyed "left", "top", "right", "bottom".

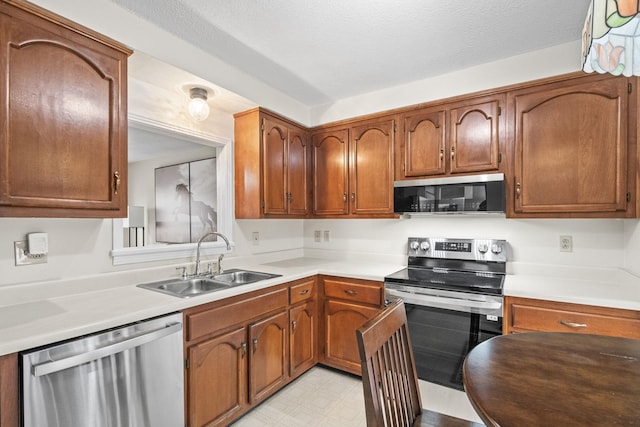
[
  {"left": 252, "top": 338, "right": 258, "bottom": 353},
  {"left": 292, "top": 320, "right": 297, "bottom": 332},
  {"left": 351, "top": 192, "right": 355, "bottom": 202},
  {"left": 343, "top": 193, "right": 347, "bottom": 202},
  {"left": 450, "top": 147, "right": 455, "bottom": 160},
  {"left": 241, "top": 342, "right": 247, "bottom": 357},
  {"left": 516, "top": 182, "right": 521, "bottom": 199},
  {"left": 113, "top": 171, "right": 121, "bottom": 194},
  {"left": 439, "top": 149, "right": 444, "bottom": 162}
]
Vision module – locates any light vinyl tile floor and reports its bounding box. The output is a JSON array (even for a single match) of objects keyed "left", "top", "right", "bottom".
[{"left": 231, "top": 366, "right": 484, "bottom": 427}]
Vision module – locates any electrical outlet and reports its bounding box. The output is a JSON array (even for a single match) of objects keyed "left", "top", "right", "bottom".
[
  {"left": 314, "top": 230, "right": 321, "bottom": 242},
  {"left": 252, "top": 232, "right": 259, "bottom": 245},
  {"left": 323, "top": 230, "right": 330, "bottom": 242},
  {"left": 559, "top": 235, "right": 572, "bottom": 252}
]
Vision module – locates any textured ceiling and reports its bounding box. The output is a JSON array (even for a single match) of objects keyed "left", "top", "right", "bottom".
[{"left": 110, "top": 0, "right": 591, "bottom": 107}]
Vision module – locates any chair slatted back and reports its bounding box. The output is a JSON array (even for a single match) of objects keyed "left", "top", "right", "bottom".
[{"left": 356, "top": 299, "right": 422, "bottom": 427}]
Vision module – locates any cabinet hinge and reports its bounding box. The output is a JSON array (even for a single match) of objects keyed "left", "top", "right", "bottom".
[
  {"left": 185, "top": 358, "right": 189, "bottom": 369},
  {"left": 498, "top": 106, "right": 502, "bottom": 116},
  {"left": 628, "top": 82, "right": 632, "bottom": 94},
  {"left": 627, "top": 192, "right": 631, "bottom": 203}
]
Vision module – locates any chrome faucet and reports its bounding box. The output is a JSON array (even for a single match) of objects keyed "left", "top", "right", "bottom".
[{"left": 194, "top": 232, "right": 231, "bottom": 276}]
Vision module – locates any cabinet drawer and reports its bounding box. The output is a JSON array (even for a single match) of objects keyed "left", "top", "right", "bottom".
[
  {"left": 509, "top": 300, "right": 640, "bottom": 339},
  {"left": 324, "top": 278, "right": 382, "bottom": 306},
  {"left": 289, "top": 278, "right": 316, "bottom": 305},
  {"left": 186, "top": 288, "right": 288, "bottom": 342}
]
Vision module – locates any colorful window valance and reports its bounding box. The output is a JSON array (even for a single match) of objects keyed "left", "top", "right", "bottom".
[{"left": 582, "top": 0, "right": 640, "bottom": 75}]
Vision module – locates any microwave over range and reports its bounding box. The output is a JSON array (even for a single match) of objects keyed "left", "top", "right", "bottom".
[{"left": 394, "top": 173, "right": 505, "bottom": 215}]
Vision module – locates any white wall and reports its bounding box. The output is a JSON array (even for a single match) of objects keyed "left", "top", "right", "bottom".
[
  {"left": 623, "top": 220, "right": 640, "bottom": 276},
  {"left": 310, "top": 41, "right": 584, "bottom": 125},
  {"left": 304, "top": 218, "right": 627, "bottom": 270}
]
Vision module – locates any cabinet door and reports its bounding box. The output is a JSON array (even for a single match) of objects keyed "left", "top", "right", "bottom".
[
  {"left": 262, "top": 117, "right": 288, "bottom": 215},
  {"left": 350, "top": 119, "right": 395, "bottom": 215},
  {"left": 449, "top": 100, "right": 500, "bottom": 174},
  {"left": 0, "top": 353, "right": 18, "bottom": 427},
  {"left": 312, "top": 129, "right": 349, "bottom": 215},
  {"left": 512, "top": 77, "right": 629, "bottom": 214},
  {"left": 287, "top": 127, "right": 309, "bottom": 215},
  {"left": 324, "top": 299, "right": 379, "bottom": 375},
  {"left": 187, "top": 327, "right": 247, "bottom": 427},
  {"left": 402, "top": 108, "right": 446, "bottom": 177},
  {"left": 290, "top": 301, "right": 316, "bottom": 378},
  {"left": 248, "top": 310, "right": 289, "bottom": 404},
  {"left": 0, "top": 10, "right": 127, "bottom": 216}
]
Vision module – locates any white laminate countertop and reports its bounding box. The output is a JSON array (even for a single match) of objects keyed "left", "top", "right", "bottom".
[
  {"left": 0, "top": 257, "right": 639, "bottom": 356},
  {"left": 0, "top": 257, "right": 403, "bottom": 356}
]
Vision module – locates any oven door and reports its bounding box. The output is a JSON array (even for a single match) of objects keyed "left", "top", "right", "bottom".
[{"left": 385, "top": 284, "right": 503, "bottom": 391}]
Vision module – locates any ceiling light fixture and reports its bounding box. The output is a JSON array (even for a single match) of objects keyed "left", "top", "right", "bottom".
[{"left": 188, "top": 87, "right": 210, "bottom": 121}]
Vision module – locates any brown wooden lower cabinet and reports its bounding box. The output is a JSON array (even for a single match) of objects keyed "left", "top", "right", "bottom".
[
  {"left": 289, "top": 300, "right": 317, "bottom": 378},
  {"left": 504, "top": 296, "right": 640, "bottom": 338},
  {"left": 323, "top": 299, "right": 379, "bottom": 374},
  {"left": 248, "top": 310, "right": 289, "bottom": 404},
  {"left": 0, "top": 353, "right": 19, "bottom": 427},
  {"left": 187, "top": 327, "right": 247, "bottom": 427},
  {"left": 183, "top": 277, "right": 318, "bottom": 427},
  {"left": 320, "top": 276, "right": 384, "bottom": 375}
]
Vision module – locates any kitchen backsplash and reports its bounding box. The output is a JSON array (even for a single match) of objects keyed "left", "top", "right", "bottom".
[{"left": 1, "top": 215, "right": 637, "bottom": 287}]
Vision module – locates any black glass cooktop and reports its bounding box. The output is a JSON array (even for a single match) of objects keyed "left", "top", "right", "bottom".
[{"left": 384, "top": 267, "right": 504, "bottom": 296}]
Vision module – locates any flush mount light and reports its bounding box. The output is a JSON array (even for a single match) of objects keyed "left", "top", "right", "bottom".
[{"left": 188, "top": 87, "right": 210, "bottom": 121}]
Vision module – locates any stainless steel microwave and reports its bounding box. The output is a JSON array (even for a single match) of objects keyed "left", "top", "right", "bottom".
[{"left": 393, "top": 173, "right": 505, "bottom": 215}]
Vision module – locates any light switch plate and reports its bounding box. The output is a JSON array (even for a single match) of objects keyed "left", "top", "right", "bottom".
[{"left": 14, "top": 240, "right": 48, "bottom": 266}]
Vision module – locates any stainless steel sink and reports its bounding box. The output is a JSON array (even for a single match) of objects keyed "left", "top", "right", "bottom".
[
  {"left": 137, "top": 277, "right": 231, "bottom": 298},
  {"left": 212, "top": 269, "right": 280, "bottom": 285},
  {"left": 137, "top": 269, "right": 281, "bottom": 298}
]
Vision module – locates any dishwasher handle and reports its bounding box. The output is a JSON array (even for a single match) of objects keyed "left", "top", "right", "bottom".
[{"left": 32, "top": 322, "right": 183, "bottom": 377}]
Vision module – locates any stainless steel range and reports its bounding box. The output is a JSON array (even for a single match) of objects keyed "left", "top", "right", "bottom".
[{"left": 384, "top": 237, "right": 507, "bottom": 390}]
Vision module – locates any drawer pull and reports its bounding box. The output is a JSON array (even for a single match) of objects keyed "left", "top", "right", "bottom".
[
  {"left": 299, "top": 289, "right": 309, "bottom": 295},
  {"left": 344, "top": 289, "right": 358, "bottom": 296},
  {"left": 560, "top": 320, "right": 587, "bottom": 328}
]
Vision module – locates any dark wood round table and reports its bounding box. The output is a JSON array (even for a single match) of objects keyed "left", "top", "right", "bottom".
[{"left": 463, "top": 332, "right": 640, "bottom": 426}]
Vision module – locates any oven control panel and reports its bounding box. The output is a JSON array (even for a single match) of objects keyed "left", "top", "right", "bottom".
[{"left": 407, "top": 237, "right": 507, "bottom": 262}]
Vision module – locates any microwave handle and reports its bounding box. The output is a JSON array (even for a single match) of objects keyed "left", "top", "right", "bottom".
[{"left": 31, "top": 322, "right": 182, "bottom": 377}]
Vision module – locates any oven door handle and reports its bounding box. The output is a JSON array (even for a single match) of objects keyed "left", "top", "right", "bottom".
[{"left": 386, "top": 288, "right": 502, "bottom": 310}]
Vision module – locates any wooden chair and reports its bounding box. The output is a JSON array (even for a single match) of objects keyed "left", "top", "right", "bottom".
[{"left": 356, "top": 299, "right": 481, "bottom": 427}]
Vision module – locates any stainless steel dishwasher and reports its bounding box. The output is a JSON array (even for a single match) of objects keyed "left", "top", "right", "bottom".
[{"left": 21, "top": 312, "right": 184, "bottom": 427}]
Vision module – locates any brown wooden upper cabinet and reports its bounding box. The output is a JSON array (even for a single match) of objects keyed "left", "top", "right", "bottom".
[
  {"left": 397, "top": 96, "right": 502, "bottom": 180},
  {"left": 0, "top": 0, "right": 131, "bottom": 218},
  {"left": 311, "top": 117, "right": 395, "bottom": 217},
  {"left": 508, "top": 73, "right": 635, "bottom": 217},
  {"left": 234, "top": 108, "right": 310, "bottom": 219}
]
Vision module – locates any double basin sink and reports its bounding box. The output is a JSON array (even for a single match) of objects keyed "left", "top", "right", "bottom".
[{"left": 137, "top": 269, "right": 282, "bottom": 298}]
